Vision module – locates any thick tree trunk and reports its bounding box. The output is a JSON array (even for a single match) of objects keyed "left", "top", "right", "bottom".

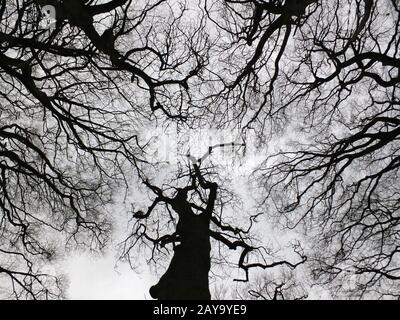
[
  {"left": 149, "top": 194, "right": 212, "bottom": 300},
  {"left": 149, "top": 164, "right": 217, "bottom": 300}
]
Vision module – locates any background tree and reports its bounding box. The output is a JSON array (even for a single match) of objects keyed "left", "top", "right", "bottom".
[
  {"left": 202, "top": 0, "right": 400, "bottom": 298},
  {"left": 0, "top": 0, "right": 207, "bottom": 299}
]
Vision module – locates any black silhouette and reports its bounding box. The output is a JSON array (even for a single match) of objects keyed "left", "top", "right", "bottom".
[{"left": 148, "top": 165, "right": 216, "bottom": 300}]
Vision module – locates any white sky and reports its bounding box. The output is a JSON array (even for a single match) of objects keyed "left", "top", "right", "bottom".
[{"left": 65, "top": 250, "right": 156, "bottom": 300}]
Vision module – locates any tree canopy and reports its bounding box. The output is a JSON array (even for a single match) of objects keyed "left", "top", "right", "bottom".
[{"left": 0, "top": 0, "right": 399, "bottom": 299}]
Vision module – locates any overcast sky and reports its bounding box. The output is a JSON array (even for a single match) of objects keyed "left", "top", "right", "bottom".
[{"left": 65, "top": 250, "right": 156, "bottom": 300}]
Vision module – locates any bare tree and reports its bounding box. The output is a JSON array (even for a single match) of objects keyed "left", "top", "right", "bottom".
[
  {"left": 2, "top": 0, "right": 399, "bottom": 300},
  {"left": 120, "top": 144, "right": 306, "bottom": 300},
  {"left": 229, "top": 0, "right": 400, "bottom": 298},
  {"left": 0, "top": 0, "right": 208, "bottom": 299}
]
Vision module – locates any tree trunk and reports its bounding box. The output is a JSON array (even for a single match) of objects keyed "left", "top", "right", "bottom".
[{"left": 149, "top": 195, "right": 212, "bottom": 300}]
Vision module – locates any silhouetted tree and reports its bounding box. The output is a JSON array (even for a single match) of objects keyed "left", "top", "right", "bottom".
[
  {"left": 0, "top": 0, "right": 207, "bottom": 299},
  {"left": 121, "top": 146, "right": 306, "bottom": 300},
  {"left": 212, "top": 0, "right": 400, "bottom": 298},
  {"left": 2, "top": 0, "right": 399, "bottom": 300}
]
